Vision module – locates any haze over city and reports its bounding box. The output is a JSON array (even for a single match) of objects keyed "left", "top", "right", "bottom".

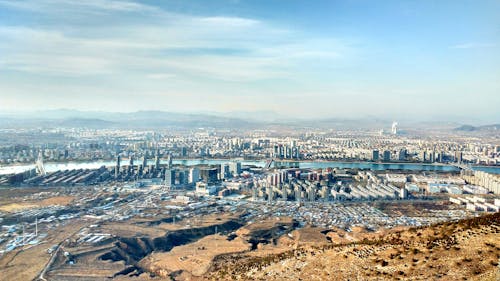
[{"left": 0, "top": 0, "right": 499, "bottom": 122}]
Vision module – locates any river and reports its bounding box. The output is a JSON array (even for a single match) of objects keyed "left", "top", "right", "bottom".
[{"left": 1, "top": 159, "right": 500, "bottom": 175}]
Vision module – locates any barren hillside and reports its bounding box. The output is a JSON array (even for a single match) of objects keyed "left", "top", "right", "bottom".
[{"left": 206, "top": 213, "right": 500, "bottom": 281}]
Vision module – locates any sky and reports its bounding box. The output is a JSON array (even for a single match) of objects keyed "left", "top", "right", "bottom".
[{"left": 0, "top": 0, "right": 499, "bottom": 122}]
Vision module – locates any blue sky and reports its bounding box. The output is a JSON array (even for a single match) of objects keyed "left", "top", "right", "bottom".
[{"left": 0, "top": 0, "right": 499, "bottom": 122}]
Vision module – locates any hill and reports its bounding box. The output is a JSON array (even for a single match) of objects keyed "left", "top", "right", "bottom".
[
  {"left": 454, "top": 124, "right": 500, "bottom": 132},
  {"left": 0, "top": 110, "right": 258, "bottom": 129},
  {"left": 206, "top": 212, "right": 500, "bottom": 280}
]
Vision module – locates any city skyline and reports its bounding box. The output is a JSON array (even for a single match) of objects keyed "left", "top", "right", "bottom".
[{"left": 1, "top": 0, "right": 499, "bottom": 122}]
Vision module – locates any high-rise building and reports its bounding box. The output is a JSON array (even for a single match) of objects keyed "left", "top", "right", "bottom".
[
  {"left": 455, "top": 151, "right": 463, "bottom": 163},
  {"left": 200, "top": 168, "right": 218, "bottom": 183},
  {"left": 273, "top": 145, "right": 279, "bottom": 158},
  {"left": 437, "top": 151, "right": 444, "bottom": 163},
  {"left": 429, "top": 151, "right": 435, "bottom": 163},
  {"left": 398, "top": 149, "right": 407, "bottom": 161},
  {"left": 142, "top": 153, "right": 147, "bottom": 169},
  {"left": 229, "top": 162, "right": 241, "bottom": 177},
  {"left": 400, "top": 188, "right": 408, "bottom": 199},
  {"left": 372, "top": 150, "right": 379, "bottom": 161},
  {"left": 383, "top": 150, "right": 391, "bottom": 162},
  {"left": 155, "top": 149, "right": 161, "bottom": 170},
  {"left": 128, "top": 156, "right": 134, "bottom": 174},
  {"left": 284, "top": 146, "right": 292, "bottom": 159},
  {"left": 321, "top": 186, "right": 329, "bottom": 200},
  {"left": 178, "top": 171, "right": 187, "bottom": 185},
  {"left": 189, "top": 168, "right": 200, "bottom": 184},
  {"left": 252, "top": 186, "right": 258, "bottom": 201},
  {"left": 115, "top": 155, "right": 121, "bottom": 179},
  {"left": 267, "top": 186, "right": 273, "bottom": 203},
  {"left": 167, "top": 153, "right": 173, "bottom": 169},
  {"left": 220, "top": 164, "right": 230, "bottom": 179},
  {"left": 308, "top": 187, "right": 315, "bottom": 201},
  {"left": 165, "top": 169, "right": 175, "bottom": 187},
  {"left": 421, "top": 151, "right": 427, "bottom": 162},
  {"left": 293, "top": 146, "right": 300, "bottom": 159}
]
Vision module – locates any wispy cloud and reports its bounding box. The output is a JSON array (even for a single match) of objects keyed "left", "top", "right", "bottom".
[
  {"left": 0, "top": 0, "right": 158, "bottom": 13},
  {"left": 198, "top": 16, "right": 260, "bottom": 27},
  {"left": 146, "top": 73, "right": 177, "bottom": 80},
  {"left": 450, "top": 42, "right": 496, "bottom": 49},
  {"left": 0, "top": 0, "right": 498, "bottom": 120},
  {"left": 0, "top": 0, "right": 350, "bottom": 80}
]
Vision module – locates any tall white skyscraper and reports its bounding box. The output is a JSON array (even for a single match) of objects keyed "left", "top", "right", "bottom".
[{"left": 189, "top": 168, "right": 200, "bottom": 184}]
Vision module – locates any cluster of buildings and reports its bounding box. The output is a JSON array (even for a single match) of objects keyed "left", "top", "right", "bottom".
[
  {"left": 1, "top": 123, "right": 499, "bottom": 268},
  {"left": 2, "top": 162, "right": 498, "bottom": 257},
  {"left": 0, "top": 205, "right": 71, "bottom": 254},
  {"left": 461, "top": 170, "right": 500, "bottom": 194},
  {"left": 449, "top": 196, "right": 500, "bottom": 212},
  {"left": 2, "top": 125, "right": 500, "bottom": 167},
  {"left": 4, "top": 147, "right": 500, "bottom": 203},
  {"left": 250, "top": 170, "right": 408, "bottom": 203}
]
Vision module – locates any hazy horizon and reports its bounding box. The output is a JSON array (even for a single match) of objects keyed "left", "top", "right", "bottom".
[
  {"left": 1, "top": 0, "right": 499, "bottom": 122},
  {"left": 1, "top": 108, "right": 499, "bottom": 127}
]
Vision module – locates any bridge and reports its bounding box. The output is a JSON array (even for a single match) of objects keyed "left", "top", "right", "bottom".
[
  {"left": 35, "top": 151, "right": 47, "bottom": 176},
  {"left": 452, "top": 163, "right": 474, "bottom": 172},
  {"left": 265, "top": 158, "right": 275, "bottom": 169}
]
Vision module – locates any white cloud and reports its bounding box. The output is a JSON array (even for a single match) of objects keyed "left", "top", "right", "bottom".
[
  {"left": 0, "top": 0, "right": 359, "bottom": 116},
  {"left": 0, "top": 0, "right": 158, "bottom": 13},
  {"left": 0, "top": 0, "right": 349, "bottom": 80},
  {"left": 198, "top": 16, "right": 260, "bottom": 27}
]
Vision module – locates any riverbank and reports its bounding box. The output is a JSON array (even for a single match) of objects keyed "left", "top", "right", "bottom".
[{"left": 2, "top": 158, "right": 500, "bottom": 175}]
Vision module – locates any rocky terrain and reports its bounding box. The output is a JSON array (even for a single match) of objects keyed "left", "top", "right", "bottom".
[
  {"left": 206, "top": 212, "right": 500, "bottom": 281},
  {"left": 1, "top": 195, "right": 498, "bottom": 281}
]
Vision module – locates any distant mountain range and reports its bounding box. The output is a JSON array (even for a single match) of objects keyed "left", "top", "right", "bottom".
[
  {"left": 454, "top": 124, "right": 500, "bottom": 132},
  {"left": 0, "top": 110, "right": 258, "bottom": 129},
  {"left": 0, "top": 109, "right": 498, "bottom": 132}
]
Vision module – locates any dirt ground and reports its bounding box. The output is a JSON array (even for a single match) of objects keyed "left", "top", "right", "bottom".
[
  {"left": 140, "top": 234, "right": 251, "bottom": 278},
  {"left": 0, "top": 196, "right": 74, "bottom": 212},
  {"left": 0, "top": 220, "right": 89, "bottom": 281}
]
